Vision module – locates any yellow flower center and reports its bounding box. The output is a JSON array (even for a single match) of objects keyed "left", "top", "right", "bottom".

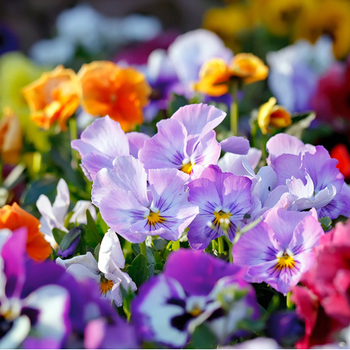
[
  {"left": 189, "top": 305, "right": 203, "bottom": 317},
  {"left": 100, "top": 278, "right": 114, "bottom": 295},
  {"left": 146, "top": 210, "right": 166, "bottom": 226},
  {"left": 276, "top": 251, "right": 295, "bottom": 270},
  {"left": 180, "top": 161, "right": 194, "bottom": 175},
  {"left": 213, "top": 210, "right": 232, "bottom": 227}
]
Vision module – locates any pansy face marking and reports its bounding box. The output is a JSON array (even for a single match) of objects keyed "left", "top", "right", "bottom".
[
  {"left": 180, "top": 160, "right": 194, "bottom": 175},
  {"left": 212, "top": 210, "right": 232, "bottom": 230},
  {"left": 100, "top": 275, "right": 114, "bottom": 296},
  {"left": 275, "top": 249, "right": 296, "bottom": 271},
  {"left": 146, "top": 210, "right": 166, "bottom": 227}
]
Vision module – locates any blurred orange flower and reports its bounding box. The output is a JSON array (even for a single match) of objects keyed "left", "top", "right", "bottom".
[
  {"left": 258, "top": 97, "right": 292, "bottom": 135},
  {"left": 0, "top": 107, "right": 22, "bottom": 164},
  {"left": 0, "top": 203, "right": 52, "bottom": 261},
  {"left": 193, "top": 53, "right": 269, "bottom": 96},
  {"left": 22, "top": 65, "right": 80, "bottom": 131},
  {"left": 78, "top": 61, "right": 151, "bottom": 132}
]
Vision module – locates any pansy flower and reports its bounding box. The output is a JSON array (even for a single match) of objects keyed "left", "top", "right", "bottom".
[
  {"left": 92, "top": 155, "right": 198, "bottom": 243},
  {"left": 37, "top": 178, "right": 96, "bottom": 247},
  {"left": 0, "top": 203, "right": 51, "bottom": 261},
  {"left": 0, "top": 227, "right": 70, "bottom": 348},
  {"left": 57, "top": 230, "right": 136, "bottom": 306},
  {"left": 78, "top": 61, "right": 151, "bottom": 132},
  {"left": 131, "top": 249, "right": 259, "bottom": 347},
  {"left": 233, "top": 207, "right": 324, "bottom": 295},
  {"left": 187, "top": 165, "right": 252, "bottom": 250},
  {"left": 22, "top": 65, "right": 80, "bottom": 131},
  {"left": 265, "top": 133, "right": 350, "bottom": 219},
  {"left": 257, "top": 97, "right": 292, "bottom": 135},
  {"left": 139, "top": 103, "right": 249, "bottom": 177},
  {"left": 0, "top": 107, "right": 22, "bottom": 164},
  {"left": 193, "top": 54, "right": 269, "bottom": 97},
  {"left": 71, "top": 115, "right": 150, "bottom": 180}
]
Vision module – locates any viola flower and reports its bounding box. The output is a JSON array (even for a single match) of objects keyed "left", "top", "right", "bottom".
[
  {"left": 258, "top": 97, "right": 292, "bottom": 135},
  {"left": 233, "top": 207, "right": 324, "bottom": 295},
  {"left": 330, "top": 144, "right": 350, "bottom": 180},
  {"left": 311, "top": 56, "right": 350, "bottom": 130},
  {"left": 193, "top": 54, "right": 269, "bottom": 97},
  {"left": 294, "top": 0, "right": 350, "bottom": 59},
  {"left": 139, "top": 103, "right": 249, "bottom": 177},
  {"left": 266, "top": 134, "right": 350, "bottom": 219},
  {"left": 71, "top": 115, "right": 149, "bottom": 181},
  {"left": 0, "top": 203, "right": 51, "bottom": 261},
  {"left": 167, "top": 29, "right": 233, "bottom": 96},
  {"left": 266, "top": 36, "right": 334, "bottom": 113},
  {"left": 92, "top": 155, "right": 198, "bottom": 243},
  {"left": 0, "top": 227, "right": 70, "bottom": 348},
  {"left": 22, "top": 65, "right": 80, "bottom": 131},
  {"left": 203, "top": 2, "right": 256, "bottom": 53},
  {"left": 78, "top": 61, "right": 151, "bottom": 132},
  {"left": 37, "top": 178, "right": 96, "bottom": 247},
  {"left": 187, "top": 165, "right": 252, "bottom": 250},
  {"left": 132, "top": 249, "right": 259, "bottom": 347},
  {"left": 57, "top": 230, "right": 136, "bottom": 306},
  {"left": 0, "top": 107, "right": 22, "bottom": 164}
]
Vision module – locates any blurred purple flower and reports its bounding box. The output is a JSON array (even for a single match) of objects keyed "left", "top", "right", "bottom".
[{"left": 132, "top": 249, "right": 259, "bottom": 347}]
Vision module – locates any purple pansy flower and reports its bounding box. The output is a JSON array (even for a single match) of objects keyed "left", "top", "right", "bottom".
[
  {"left": 0, "top": 228, "right": 71, "bottom": 348},
  {"left": 233, "top": 207, "right": 324, "bottom": 295},
  {"left": 71, "top": 115, "right": 150, "bottom": 181},
  {"left": 139, "top": 103, "right": 249, "bottom": 178},
  {"left": 92, "top": 155, "right": 198, "bottom": 243},
  {"left": 266, "top": 134, "right": 350, "bottom": 219},
  {"left": 132, "top": 249, "right": 259, "bottom": 347},
  {"left": 187, "top": 165, "right": 252, "bottom": 250}
]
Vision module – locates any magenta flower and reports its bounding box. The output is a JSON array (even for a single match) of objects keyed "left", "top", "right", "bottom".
[
  {"left": 187, "top": 165, "right": 252, "bottom": 250},
  {"left": 92, "top": 155, "right": 198, "bottom": 243},
  {"left": 233, "top": 207, "right": 324, "bottom": 295}
]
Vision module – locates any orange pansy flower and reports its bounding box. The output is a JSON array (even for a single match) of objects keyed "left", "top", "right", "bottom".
[
  {"left": 0, "top": 107, "right": 22, "bottom": 164},
  {"left": 258, "top": 97, "right": 292, "bottom": 135},
  {"left": 22, "top": 65, "right": 80, "bottom": 131},
  {"left": 78, "top": 61, "right": 151, "bottom": 132},
  {"left": 193, "top": 53, "right": 269, "bottom": 96},
  {"left": 0, "top": 203, "right": 52, "bottom": 261}
]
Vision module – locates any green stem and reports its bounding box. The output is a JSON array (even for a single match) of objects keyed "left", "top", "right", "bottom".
[
  {"left": 69, "top": 117, "right": 78, "bottom": 169},
  {"left": 140, "top": 240, "right": 147, "bottom": 261},
  {"left": 224, "top": 236, "right": 233, "bottom": 263},
  {"left": 286, "top": 291, "right": 294, "bottom": 309},
  {"left": 229, "top": 82, "right": 239, "bottom": 136},
  {"left": 218, "top": 236, "right": 224, "bottom": 255}
]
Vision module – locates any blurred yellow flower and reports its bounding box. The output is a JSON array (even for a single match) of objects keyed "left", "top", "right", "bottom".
[
  {"left": 293, "top": 0, "right": 350, "bottom": 59},
  {"left": 0, "top": 52, "right": 51, "bottom": 151},
  {"left": 203, "top": 3, "right": 257, "bottom": 53},
  {"left": 254, "top": 0, "right": 309, "bottom": 37},
  {"left": 193, "top": 53, "right": 269, "bottom": 96},
  {"left": 258, "top": 97, "right": 292, "bottom": 135},
  {"left": 22, "top": 65, "right": 80, "bottom": 131},
  {"left": 78, "top": 61, "right": 151, "bottom": 132},
  {"left": 0, "top": 107, "right": 22, "bottom": 164}
]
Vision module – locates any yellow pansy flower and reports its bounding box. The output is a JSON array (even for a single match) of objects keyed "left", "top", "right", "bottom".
[{"left": 258, "top": 97, "right": 292, "bottom": 135}]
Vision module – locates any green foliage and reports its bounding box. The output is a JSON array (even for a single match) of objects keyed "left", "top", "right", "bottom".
[
  {"left": 127, "top": 254, "right": 149, "bottom": 288},
  {"left": 85, "top": 209, "right": 104, "bottom": 248},
  {"left": 190, "top": 324, "right": 217, "bottom": 349}
]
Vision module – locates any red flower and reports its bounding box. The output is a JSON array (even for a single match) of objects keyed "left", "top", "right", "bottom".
[{"left": 331, "top": 144, "right": 350, "bottom": 180}]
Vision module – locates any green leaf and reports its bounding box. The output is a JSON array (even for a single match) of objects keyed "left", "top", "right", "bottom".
[
  {"left": 168, "top": 93, "right": 188, "bottom": 116},
  {"left": 52, "top": 228, "right": 66, "bottom": 245},
  {"left": 319, "top": 216, "right": 332, "bottom": 231},
  {"left": 190, "top": 323, "right": 217, "bottom": 349},
  {"left": 94, "top": 243, "right": 101, "bottom": 261},
  {"left": 96, "top": 212, "right": 109, "bottom": 236},
  {"left": 59, "top": 226, "right": 82, "bottom": 251},
  {"left": 120, "top": 284, "right": 135, "bottom": 321},
  {"left": 85, "top": 209, "right": 104, "bottom": 247},
  {"left": 127, "top": 254, "right": 149, "bottom": 288}
]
